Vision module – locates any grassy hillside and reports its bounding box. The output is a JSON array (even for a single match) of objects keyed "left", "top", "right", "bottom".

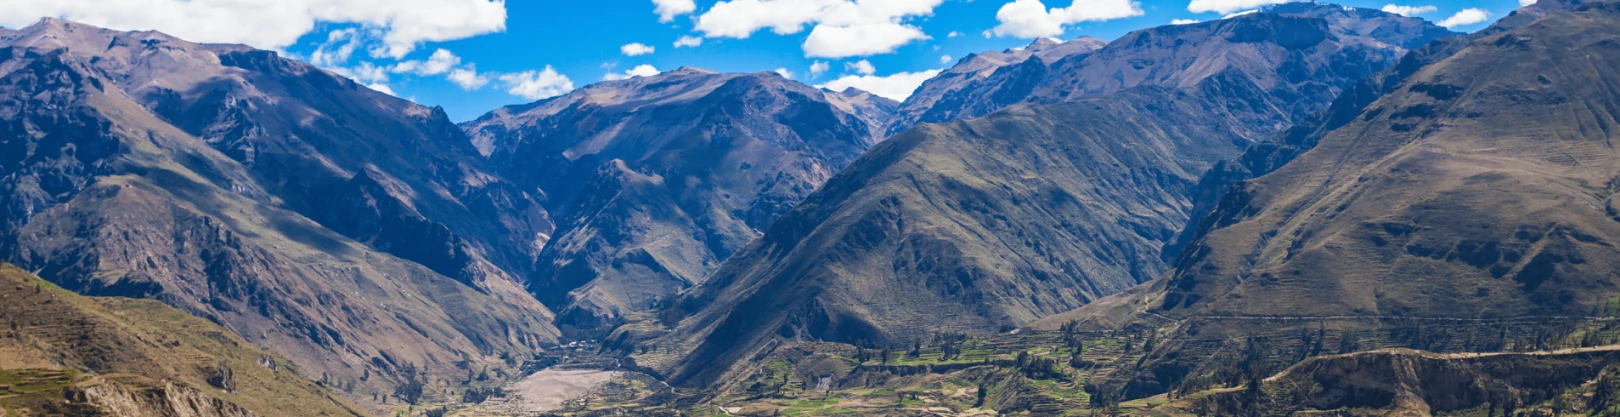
[{"left": 0, "top": 263, "right": 363, "bottom": 416}]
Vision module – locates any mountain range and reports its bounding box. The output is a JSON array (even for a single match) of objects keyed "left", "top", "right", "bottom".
[
  {"left": 5, "top": 1, "right": 1618, "bottom": 415},
  {"left": 628, "top": 2, "right": 1456, "bottom": 388},
  {"left": 0, "top": 18, "right": 557, "bottom": 411}
]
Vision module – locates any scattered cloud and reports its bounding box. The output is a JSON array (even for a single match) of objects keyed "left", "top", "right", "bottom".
[
  {"left": 991, "top": 0, "right": 1144, "bottom": 38},
  {"left": 392, "top": 48, "right": 461, "bottom": 75},
  {"left": 1437, "top": 8, "right": 1490, "bottom": 28},
  {"left": 810, "top": 61, "right": 830, "bottom": 78},
  {"left": 1223, "top": 9, "right": 1259, "bottom": 19},
  {"left": 365, "top": 83, "right": 396, "bottom": 96},
  {"left": 1, "top": 0, "right": 508, "bottom": 58},
  {"left": 621, "top": 42, "right": 656, "bottom": 56},
  {"left": 846, "top": 60, "right": 876, "bottom": 75},
  {"left": 500, "top": 66, "right": 575, "bottom": 100},
  {"left": 693, "top": 0, "right": 943, "bottom": 58},
  {"left": 308, "top": 28, "right": 361, "bottom": 68},
  {"left": 1380, "top": 4, "right": 1437, "bottom": 16},
  {"left": 803, "top": 22, "right": 930, "bottom": 58},
  {"left": 1521, "top": 0, "right": 1538, "bottom": 6},
  {"left": 818, "top": 69, "right": 943, "bottom": 101},
  {"left": 653, "top": 0, "right": 697, "bottom": 23},
  {"left": 1187, "top": 0, "right": 1290, "bottom": 15},
  {"left": 775, "top": 68, "right": 795, "bottom": 78},
  {"left": 675, "top": 35, "right": 704, "bottom": 47},
  {"left": 604, "top": 64, "right": 662, "bottom": 81},
  {"left": 940, "top": 54, "right": 953, "bottom": 64},
  {"left": 333, "top": 61, "right": 390, "bottom": 85},
  {"left": 447, "top": 66, "right": 490, "bottom": 90},
  {"left": 1171, "top": 18, "right": 1200, "bottom": 25},
  {"left": 947, "top": 31, "right": 963, "bottom": 38}
]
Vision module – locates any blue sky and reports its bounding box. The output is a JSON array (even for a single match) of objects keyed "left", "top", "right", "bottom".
[{"left": 4, "top": 0, "right": 1533, "bottom": 121}]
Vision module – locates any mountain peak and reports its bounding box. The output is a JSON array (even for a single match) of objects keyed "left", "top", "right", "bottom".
[
  {"left": 671, "top": 66, "right": 718, "bottom": 74},
  {"left": 1027, "top": 37, "right": 1062, "bottom": 49}
]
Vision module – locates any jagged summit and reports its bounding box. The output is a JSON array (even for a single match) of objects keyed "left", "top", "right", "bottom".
[{"left": 670, "top": 65, "right": 718, "bottom": 74}]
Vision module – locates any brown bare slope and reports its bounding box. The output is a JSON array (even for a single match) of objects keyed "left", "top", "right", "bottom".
[
  {"left": 463, "top": 69, "right": 895, "bottom": 332},
  {"left": 0, "top": 263, "right": 364, "bottom": 416},
  {"left": 0, "top": 19, "right": 558, "bottom": 405}
]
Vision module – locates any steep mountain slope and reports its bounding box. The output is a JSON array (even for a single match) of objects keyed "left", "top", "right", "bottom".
[
  {"left": 625, "top": 5, "right": 1453, "bottom": 389},
  {"left": 1159, "top": 0, "right": 1620, "bottom": 328},
  {"left": 0, "top": 263, "right": 364, "bottom": 416},
  {"left": 1160, "top": 0, "right": 1589, "bottom": 263},
  {"left": 649, "top": 91, "right": 1268, "bottom": 387},
  {"left": 463, "top": 69, "right": 895, "bottom": 331},
  {"left": 884, "top": 36, "right": 1107, "bottom": 136},
  {"left": 1028, "top": 1, "right": 1620, "bottom": 401},
  {"left": 0, "top": 18, "right": 558, "bottom": 403}
]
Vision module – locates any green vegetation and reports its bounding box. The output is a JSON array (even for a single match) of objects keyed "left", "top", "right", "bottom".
[
  {"left": 0, "top": 264, "right": 364, "bottom": 416},
  {"left": 0, "top": 369, "right": 87, "bottom": 414}
]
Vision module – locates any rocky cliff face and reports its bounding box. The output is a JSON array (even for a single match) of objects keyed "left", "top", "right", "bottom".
[
  {"left": 884, "top": 36, "right": 1107, "bottom": 136},
  {"left": 463, "top": 69, "right": 895, "bottom": 332},
  {"left": 0, "top": 19, "right": 558, "bottom": 405}
]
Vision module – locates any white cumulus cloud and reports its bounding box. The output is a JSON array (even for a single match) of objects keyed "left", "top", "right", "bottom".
[
  {"left": 332, "top": 61, "right": 390, "bottom": 85},
  {"left": 653, "top": 0, "right": 697, "bottom": 23},
  {"left": 621, "top": 43, "right": 656, "bottom": 56},
  {"left": 1171, "top": 18, "right": 1201, "bottom": 25},
  {"left": 940, "top": 54, "right": 953, "bottom": 64},
  {"left": 1187, "top": 0, "right": 1291, "bottom": 15},
  {"left": 809, "top": 61, "right": 830, "bottom": 78},
  {"left": 1520, "top": 0, "right": 1538, "bottom": 6},
  {"left": 775, "top": 68, "right": 795, "bottom": 78},
  {"left": 365, "top": 83, "right": 396, "bottom": 96},
  {"left": 818, "top": 69, "right": 942, "bottom": 101},
  {"left": 846, "top": 60, "right": 876, "bottom": 75},
  {"left": 674, "top": 35, "right": 704, "bottom": 47},
  {"left": 447, "top": 66, "right": 490, "bottom": 90},
  {"left": 1381, "top": 4, "right": 1437, "bottom": 16},
  {"left": 0, "top": 0, "right": 507, "bottom": 59},
  {"left": 392, "top": 48, "right": 461, "bottom": 75},
  {"left": 803, "top": 21, "right": 929, "bottom": 58},
  {"left": 500, "top": 66, "right": 575, "bottom": 100},
  {"left": 991, "top": 0, "right": 1144, "bottom": 39},
  {"left": 308, "top": 28, "right": 361, "bottom": 68},
  {"left": 693, "top": 0, "right": 943, "bottom": 58},
  {"left": 604, "top": 64, "right": 662, "bottom": 81},
  {"left": 1437, "top": 8, "right": 1489, "bottom": 28}
]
